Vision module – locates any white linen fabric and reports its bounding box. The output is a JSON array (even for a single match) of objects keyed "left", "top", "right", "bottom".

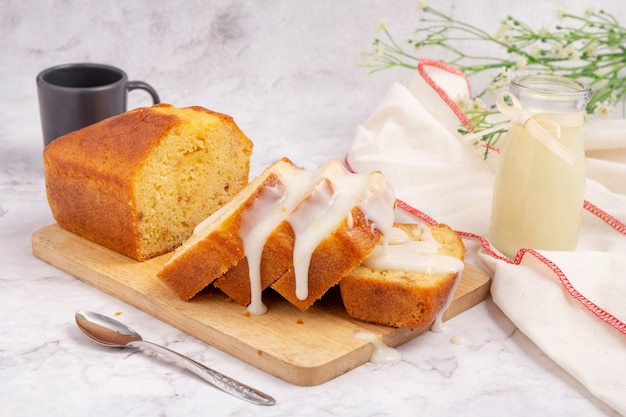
[{"left": 346, "top": 60, "right": 626, "bottom": 415}]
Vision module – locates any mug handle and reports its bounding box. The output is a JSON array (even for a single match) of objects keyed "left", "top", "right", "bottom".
[{"left": 127, "top": 80, "right": 160, "bottom": 104}]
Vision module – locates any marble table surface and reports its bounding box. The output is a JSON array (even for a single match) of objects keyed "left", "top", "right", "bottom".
[{"left": 1, "top": 1, "right": 622, "bottom": 416}]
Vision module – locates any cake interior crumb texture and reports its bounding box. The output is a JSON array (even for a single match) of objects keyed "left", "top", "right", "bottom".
[
  {"left": 43, "top": 104, "right": 253, "bottom": 260},
  {"left": 135, "top": 106, "right": 252, "bottom": 258}
]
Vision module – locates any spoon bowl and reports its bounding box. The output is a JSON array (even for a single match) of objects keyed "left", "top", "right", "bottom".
[
  {"left": 76, "top": 310, "right": 142, "bottom": 347},
  {"left": 75, "top": 310, "right": 275, "bottom": 406}
]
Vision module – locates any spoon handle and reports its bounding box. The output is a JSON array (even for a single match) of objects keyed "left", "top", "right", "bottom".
[{"left": 128, "top": 340, "right": 275, "bottom": 406}]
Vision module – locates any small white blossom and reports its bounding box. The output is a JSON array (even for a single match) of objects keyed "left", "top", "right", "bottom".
[
  {"left": 496, "top": 21, "right": 510, "bottom": 35},
  {"left": 373, "top": 44, "right": 385, "bottom": 60},
  {"left": 565, "top": 45, "right": 581, "bottom": 60},
  {"left": 496, "top": 67, "right": 513, "bottom": 87},
  {"left": 496, "top": 23, "right": 515, "bottom": 45},
  {"left": 498, "top": 32, "right": 515, "bottom": 46},
  {"left": 455, "top": 95, "right": 471, "bottom": 112},
  {"left": 552, "top": 43, "right": 567, "bottom": 58},
  {"left": 485, "top": 82, "right": 500, "bottom": 96},
  {"left": 514, "top": 56, "right": 528, "bottom": 70},
  {"left": 557, "top": 7, "right": 566, "bottom": 20},
  {"left": 593, "top": 100, "right": 614, "bottom": 117},
  {"left": 584, "top": 7, "right": 595, "bottom": 18},
  {"left": 469, "top": 97, "right": 487, "bottom": 112},
  {"left": 582, "top": 41, "right": 598, "bottom": 58},
  {"left": 377, "top": 19, "right": 389, "bottom": 32},
  {"left": 417, "top": 0, "right": 428, "bottom": 11},
  {"left": 529, "top": 46, "right": 542, "bottom": 59}
]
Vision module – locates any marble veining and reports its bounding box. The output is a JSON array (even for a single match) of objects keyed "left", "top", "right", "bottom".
[{"left": 0, "top": 1, "right": 623, "bottom": 416}]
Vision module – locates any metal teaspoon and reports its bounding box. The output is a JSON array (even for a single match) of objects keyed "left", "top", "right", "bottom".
[{"left": 74, "top": 310, "right": 276, "bottom": 406}]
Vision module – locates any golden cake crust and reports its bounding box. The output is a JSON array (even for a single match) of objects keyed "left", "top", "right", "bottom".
[
  {"left": 213, "top": 221, "right": 295, "bottom": 306},
  {"left": 339, "top": 223, "right": 466, "bottom": 328},
  {"left": 270, "top": 207, "right": 383, "bottom": 311},
  {"left": 158, "top": 170, "right": 286, "bottom": 301},
  {"left": 43, "top": 103, "right": 252, "bottom": 261}
]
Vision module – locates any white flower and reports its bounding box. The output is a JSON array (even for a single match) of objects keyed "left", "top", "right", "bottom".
[
  {"left": 373, "top": 44, "right": 385, "bottom": 60},
  {"left": 537, "top": 27, "right": 550, "bottom": 39},
  {"left": 496, "top": 67, "right": 513, "bottom": 87},
  {"left": 565, "top": 45, "right": 581, "bottom": 60},
  {"left": 469, "top": 97, "right": 486, "bottom": 112},
  {"left": 552, "top": 43, "right": 567, "bottom": 58},
  {"left": 514, "top": 56, "right": 528, "bottom": 70},
  {"left": 593, "top": 100, "right": 614, "bottom": 117},
  {"left": 529, "top": 46, "right": 542, "bottom": 59},
  {"left": 584, "top": 7, "right": 595, "bottom": 18},
  {"left": 496, "top": 22, "right": 515, "bottom": 45},
  {"left": 417, "top": 0, "right": 428, "bottom": 11},
  {"left": 498, "top": 32, "right": 515, "bottom": 46},
  {"left": 557, "top": 7, "right": 566, "bottom": 20},
  {"left": 583, "top": 41, "right": 598, "bottom": 58},
  {"left": 455, "top": 95, "right": 471, "bottom": 111},
  {"left": 485, "top": 82, "right": 500, "bottom": 96},
  {"left": 377, "top": 19, "right": 389, "bottom": 32}
]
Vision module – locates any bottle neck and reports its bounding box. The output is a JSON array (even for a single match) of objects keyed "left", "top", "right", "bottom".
[{"left": 510, "top": 74, "right": 591, "bottom": 119}]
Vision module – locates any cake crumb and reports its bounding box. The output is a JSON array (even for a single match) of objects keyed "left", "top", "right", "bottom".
[
  {"left": 244, "top": 311, "right": 251, "bottom": 317},
  {"left": 257, "top": 350, "right": 263, "bottom": 356},
  {"left": 114, "top": 311, "right": 122, "bottom": 316},
  {"left": 296, "top": 318, "right": 304, "bottom": 325}
]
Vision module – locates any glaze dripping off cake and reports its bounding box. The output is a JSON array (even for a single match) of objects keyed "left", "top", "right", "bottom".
[
  {"left": 340, "top": 223, "right": 466, "bottom": 329},
  {"left": 157, "top": 158, "right": 397, "bottom": 313}
]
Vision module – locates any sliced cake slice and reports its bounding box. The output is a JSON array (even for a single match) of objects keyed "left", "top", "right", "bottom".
[
  {"left": 157, "top": 158, "right": 300, "bottom": 301},
  {"left": 213, "top": 160, "right": 349, "bottom": 313},
  {"left": 339, "top": 223, "right": 466, "bottom": 328},
  {"left": 271, "top": 167, "right": 397, "bottom": 311}
]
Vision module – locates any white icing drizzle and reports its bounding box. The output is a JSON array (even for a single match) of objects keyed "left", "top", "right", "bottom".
[
  {"left": 237, "top": 160, "right": 396, "bottom": 312},
  {"left": 362, "top": 224, "right": 465, "bottom": 333},
  {"left": 363, "top": 225, "right": 463, "bottom": 274},
  {"left": 355, "top": 331, "right": 401, "bottom": 365},
  {"left": 239, "top": 183, "right": 289, "bottom": 315},
  {"left": 238, "top": 162, "right": 317, "bottom": 315},
  {"left": 431, "top": 263, "right": 464, "bottom": 333},
  {"left": 287, "top": 177, "right": 337, "bottom": 300},
  {"left": 365, "top": 246, "right": 462, "bottom": 274},
  {"left": 285, "top": 163, "right": 395, "bottom": 301},
  {"left": 450, "top": 335, "right": 466, "bottom": 345}
]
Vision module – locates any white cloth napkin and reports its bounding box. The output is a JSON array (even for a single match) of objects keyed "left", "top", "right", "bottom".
[{"left": 346, "top": 60, "right": 626, "bottom": 415}]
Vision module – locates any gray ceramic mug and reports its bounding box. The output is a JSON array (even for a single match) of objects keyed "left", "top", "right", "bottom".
[{"left": 37, "top": 63, "right": 160, "bottom": 146}]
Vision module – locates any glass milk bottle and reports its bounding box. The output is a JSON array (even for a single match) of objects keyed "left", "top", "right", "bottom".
[{"left": 489, "top": 75, "right": 591, "bottom": 258}]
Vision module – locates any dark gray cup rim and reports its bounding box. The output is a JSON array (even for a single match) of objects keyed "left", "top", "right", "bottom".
[{"left": 37, "top": 63, "right": 128, "bottom": 92}]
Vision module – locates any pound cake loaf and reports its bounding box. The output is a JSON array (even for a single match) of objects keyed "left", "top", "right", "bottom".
[
  {"left": 158, "top": 158, "right": 397, "bottom": 314},
  {"left": 43, "top": 104, "right": 253, "bottom": 261},
  {"left": 340, "top": 223, "right": 466, "bottom": 328}
]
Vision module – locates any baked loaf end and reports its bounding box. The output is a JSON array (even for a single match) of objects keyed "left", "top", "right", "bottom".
[
  {"left": 158, "top": 158, "right": 300, "bottom": 301},
  {"left": 340, "top": 223, "right": 466, "bottom": 328},
  {"left": 43, "top": 103, "right": 252, "bottom": 261}
]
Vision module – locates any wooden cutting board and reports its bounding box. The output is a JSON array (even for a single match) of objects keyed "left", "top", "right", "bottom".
[{"left": 32, "top": 224, "right": 491, "bottom": 386}]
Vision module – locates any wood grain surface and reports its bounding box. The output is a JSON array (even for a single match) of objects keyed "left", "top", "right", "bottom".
[{"left": 32, "top": 224, "right": 491, "bottom": 386}]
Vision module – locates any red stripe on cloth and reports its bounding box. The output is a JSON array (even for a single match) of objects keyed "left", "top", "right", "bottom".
[
  {"left": 584, "top": 200, "right": 626, "bottom": 235},
  {"left": 416, "top": 58, "right": 475, "bottom": 130}
]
